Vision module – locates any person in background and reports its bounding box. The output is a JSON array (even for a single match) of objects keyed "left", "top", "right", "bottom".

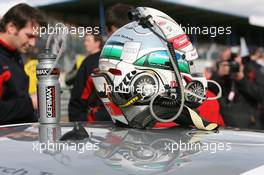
[
  {"left": 105, "top": 3, "right": 133, "bottom": 37},
  {"left": 249, "top": 47, "right": 264, "bottom": 128},
  {"left": 0, "top": 3, "right": 45, "bottom": 124},
  {"left": 68, "top": 3, "right": 133, "bottom": 122},
  {"left": 68, "top": 34, "right": 109, "bottom": 122},
  {"left": 210, "top": 46, "right": 264, "bottom": 129}
]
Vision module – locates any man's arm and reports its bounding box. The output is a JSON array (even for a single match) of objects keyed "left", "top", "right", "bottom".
[
  {"left": 0, "top": 68, "right": 35, "bottom": 124},
  {"left": 0, "top": 96, "right": 36, "bottom": 124},
  {"left": 209, "top": 71, "right": 229, "bottom": 96}
]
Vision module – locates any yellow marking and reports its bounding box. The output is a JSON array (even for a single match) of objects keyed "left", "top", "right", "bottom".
[
  {"left": 186, "top": 106, "right": 218, "bottom": 131},
  {"left": 24, "top": 59, "right": 38, "bottom": 94},
  {"left": 120, "top": 96, "right": 140, "bottom": 107}
]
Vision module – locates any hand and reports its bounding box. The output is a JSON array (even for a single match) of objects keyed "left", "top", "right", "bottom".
[
  {"left": 30, "top": 93, "right": 38, "bottom": 109},
  {"left": 234, "top": 56, "right": 242, "bottom": 64},
  {"left": 217, "top": 61, "right": 230, "bottom": 77}
]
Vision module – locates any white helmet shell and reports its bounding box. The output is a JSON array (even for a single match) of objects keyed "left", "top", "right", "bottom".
[{"left": 92, "top": 7, "right": 207, "bottom": 128}]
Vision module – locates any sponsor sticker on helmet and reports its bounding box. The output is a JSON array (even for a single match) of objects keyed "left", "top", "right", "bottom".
[
  {"left": 169, "top": 34, "right": 190, "bottom": 50},
  {"left": 120, "top": 42, "right": 141, "bottom": 62}
]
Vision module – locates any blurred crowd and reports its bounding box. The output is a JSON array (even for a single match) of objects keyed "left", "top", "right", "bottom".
[{"left": 207, "top": 45, "right": 264, "bottom": 129}]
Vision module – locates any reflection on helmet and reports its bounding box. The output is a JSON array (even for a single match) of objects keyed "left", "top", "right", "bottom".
[{"left": 92, "top": 7, "right": 221, "bottom": 129}]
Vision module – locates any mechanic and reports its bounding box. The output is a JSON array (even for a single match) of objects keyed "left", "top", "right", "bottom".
[
  {"left": 0, "top": 3, "right": 45, "bottom": 124},
  {"left": 68, "top": 34, "right": 110, "bottom": 122}
]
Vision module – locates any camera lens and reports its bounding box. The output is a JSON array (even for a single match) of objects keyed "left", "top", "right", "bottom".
[{"left": 228, "top": 61, "right": 240, "bottom": 73}]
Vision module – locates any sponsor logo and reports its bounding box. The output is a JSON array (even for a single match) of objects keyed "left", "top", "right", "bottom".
[
  {"left": 46, "top": 86, "right": 56, "bottom": 118},
  {"left": 169, "top": 34, "right": 191, "bottom": 49},
  {"left": 36, "top": 68, "right": 60, "bottom": 76}
]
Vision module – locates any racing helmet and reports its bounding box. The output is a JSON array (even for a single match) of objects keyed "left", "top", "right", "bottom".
[{"left": 92, "top": 7, "right": 220, "bottom": 129}]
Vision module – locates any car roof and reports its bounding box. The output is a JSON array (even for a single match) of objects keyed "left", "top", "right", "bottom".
[{"left": 0, "top": 122, "right": 264, "bottom": 175}]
